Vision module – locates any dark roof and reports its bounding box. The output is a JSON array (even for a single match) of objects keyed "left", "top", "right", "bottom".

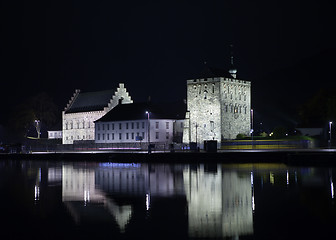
[
  {"left": 95, "top": 102, "right": 186, "bottom": 122},
  {"left": 197, "top": 65, "right": 233, "bottom": 79},
  {"left": 65, "top": 89, "right": 115, "bottom": 113}
]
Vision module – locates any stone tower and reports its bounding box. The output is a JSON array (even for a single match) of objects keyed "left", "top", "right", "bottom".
[{"left": 183, "top": 66, "right": 251, "bottom": 148}]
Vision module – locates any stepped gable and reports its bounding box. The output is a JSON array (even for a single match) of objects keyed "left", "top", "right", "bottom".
[{"left": 65, "top": 89, "right": 116, "bottom": 114}]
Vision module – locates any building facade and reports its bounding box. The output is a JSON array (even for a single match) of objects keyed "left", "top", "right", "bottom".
[
  {"left": 48, "top": 130, "right": 62, "bottom": 139},
  {"left": 94, "top": 102, "right": 185, "bottom": 145},
  {"left": 183, "top": 66, "right": 251, "bottom": 147},
  {"left": 62, "top": 83, "right": 133, "bottom": 144}
]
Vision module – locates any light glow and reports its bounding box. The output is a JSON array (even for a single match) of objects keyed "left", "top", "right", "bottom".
[{"left": 146, "top": 193, "right": 150, "bottom": 211}]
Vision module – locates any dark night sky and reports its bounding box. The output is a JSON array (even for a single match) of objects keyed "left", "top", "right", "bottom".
[{"left": 1, "top": 0, "right": 336, "bottom": 130}]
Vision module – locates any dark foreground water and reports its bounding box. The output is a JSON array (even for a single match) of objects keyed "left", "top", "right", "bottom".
[{"left": 1, "top": 159, "right": 336, "bottom": 240}]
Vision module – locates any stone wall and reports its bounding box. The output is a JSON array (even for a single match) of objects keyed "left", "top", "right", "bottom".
[
  {"left": 183, "top": 77, "right": 251, "bottom": 147},
  {"left": 62, "top": 83, "right": 133, "bottom": 144}
]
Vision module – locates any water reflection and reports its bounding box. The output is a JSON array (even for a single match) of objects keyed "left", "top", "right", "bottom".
[{"left": 2, "top": 160, "right": 336, "bottom": 239}]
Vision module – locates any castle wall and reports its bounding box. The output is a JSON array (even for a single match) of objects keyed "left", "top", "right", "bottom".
[
  {"left": 184, "top": 77, "right": 251, "bottom": 147},
  {"left": 62, "top": 83, "right": 133, "bottom": 144},
  {"left": 62, "top": 110, "right": 104, "bottom": 144},
  {"left": 186, "top": 78, "right": 222, "bottom": 147},
  {"left": 220, "top": 78, "right": 251, "bottom": 140}
]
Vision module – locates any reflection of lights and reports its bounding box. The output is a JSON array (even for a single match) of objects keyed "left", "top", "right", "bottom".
[
  {"left": 331, "top": 179, "right": 334, "bottom": 199},
  {"left": 287, "top": 170, "right": 289, "bottom": 185},
  {"left": 251, "top": 171, "right": 255, "bottom": 211},
  {"left": 252, "top": 195, "right": 255, "bottom": 211},
  {"left": 34, "top": 185, "right": 40, "bottom": 201},
  {"left": 270, "top": 172, "right": 274, "bottom": 184},
  {"left": 99, "top": 162, "right": 141, "bottom": 168},
  {"left": 146, "top": 193, "right": 150, "bottom": 210},
  {"left": 84, "top": 190, "right": 90, "bottom": 203}
]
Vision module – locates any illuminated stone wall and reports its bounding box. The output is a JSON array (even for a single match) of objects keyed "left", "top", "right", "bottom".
[
  {"left": 62, "top": 83, "right": 133, "bottom": 144},
  {"left": 183, "top": 77, "right": 251, "bottom": 146}
]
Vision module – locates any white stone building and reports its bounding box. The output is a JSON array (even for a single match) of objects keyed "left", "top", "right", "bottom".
[
  {"left": 62, "top": 83, "right": 133, "bottom": 144},
  {"left": 183, "top": 65, "right": 251, "bottom": 147},
  {"left": 94, "top": 102, "right": 185, "bottom": 145},
  {"left": 48, "top": 130, "right": 62, "bottom": 139}
]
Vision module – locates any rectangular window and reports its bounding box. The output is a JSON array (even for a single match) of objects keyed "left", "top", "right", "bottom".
[
  {"left": 119, "top": 123, "right": 122, "bottom": 130},
  {"left": 112, "top": 123, "right": 114, "bottom": 130},
  {"left": 119, "top": 133, "right": 122, "bottom": 140},
  {"left": 126, "top": 123, "right": 129, "bottom": 129},
  {"left": 102, "top": 134, "right": 105, "bottom": 140},
  {"left": 166, "top": 132, "right": 169, "bottom": 139},
  {"left": 210, "top": 121, "right": 214, "bottom": 131},
  {"left": 137, "top": 132, "right": 139, "bottom": 136},
  {"left": 131, "top": 122, "right": 134, "bottom": 129},
  {"left": 180, "top": 122, "right": 183, "bottom": 128},
  {"left": 156, "top": 132, "right": 159, "bottom": 139},
  {"left": 98, "top": 124, "right": 100, "bottom": 131},
  {"left": 126, "top": 133, "right": 129, "bottom": 139},
  {"left": 136, "top": 122, "right": 139, "bottom": 129},
  {"left": 142, "top": 132, "right": 145, "bottom": 138},
  {"left": 156, "top": 122, "right": 159, "bottom": 129},
  {"left": 142, "top": 122, "right": 145, "bottom": 129},
  {"left": 112, "top": 133, "right": 114, "bottom": 140},
  {"left": 102, "top": 124, "right": 105, "bottom": 131},
  {"left": 166, "top": 122, "right": 169, "bottom": 129},
  {"left": 107, "top": 124, "right": 109, "bottom": 130},
  {"left": 97, "top": 134, "right": 100, "bottom": 141},
  {"left": 107, "top": 134, "right": 109, "bottom": 140},
  {"left": 131, "top": 132, "right": 134, "bottom": 139}
]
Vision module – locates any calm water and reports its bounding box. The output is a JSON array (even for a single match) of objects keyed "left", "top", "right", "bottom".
[{"left": 1, "top": 160, "right": 336, "bottom": 240}]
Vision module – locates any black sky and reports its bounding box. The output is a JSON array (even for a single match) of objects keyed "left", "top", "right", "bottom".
[{"left": 1, "top": 0, "right": 336, "bottom": 128}]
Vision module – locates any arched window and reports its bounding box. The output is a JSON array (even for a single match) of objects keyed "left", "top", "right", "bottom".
[{"left": 204, "top": 90, "right": 208, "bottom": 99}]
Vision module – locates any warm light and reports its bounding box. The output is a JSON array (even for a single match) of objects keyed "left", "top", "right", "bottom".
[{"left": 270, "top": 172, "right": 274, "bottom": 184}]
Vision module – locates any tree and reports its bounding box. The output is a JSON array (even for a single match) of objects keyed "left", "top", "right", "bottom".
[
  {"left": 298, "top": 88, "right": 336, "bottom": 127},
  {"left": 9, "top": 92, "right": 58, "bottom": 140}
]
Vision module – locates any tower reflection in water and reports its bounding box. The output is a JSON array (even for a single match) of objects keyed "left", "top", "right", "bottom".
[
  {"left": 59, "top": 162, "right": 253, "bottom": 238},
  {"left": 183, "top": 164, "right": 253, "bottom": 238}
]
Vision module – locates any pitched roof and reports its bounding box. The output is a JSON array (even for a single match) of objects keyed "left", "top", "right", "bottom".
[
  {"left": 65, "top": 89, "right": 115, "bottom": 113},
  {"left": 95, "top": 102, "right": 186, "bottom": 122}
]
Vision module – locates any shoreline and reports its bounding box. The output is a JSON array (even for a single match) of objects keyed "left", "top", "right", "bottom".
[{"left": 1, "top": 149, "right": 336, "bottom": 166}]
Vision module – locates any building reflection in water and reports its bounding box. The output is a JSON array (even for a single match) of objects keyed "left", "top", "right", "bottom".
[
  {"left": 59, "top": 162, "right": 254, "bottom": 237},
  {"left": 183, "top": 164, "right": 253, "bottom": 238},
  {"left": 62, "top": 164, "right": 132, "bottom": 232}
]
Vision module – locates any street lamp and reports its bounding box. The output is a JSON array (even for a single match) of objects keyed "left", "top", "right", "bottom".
[
  {"left": 251, "top": 109, "right": 254, "bottom": 148},
  {"left": 34, "top": 120, "right": 41, "bottom": 139},
  {"left": 146, "top": 111, "right": 150, "bottom": 147},
  {"left": 329, "top": 121, "right": 333, "bottom": 148}
]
